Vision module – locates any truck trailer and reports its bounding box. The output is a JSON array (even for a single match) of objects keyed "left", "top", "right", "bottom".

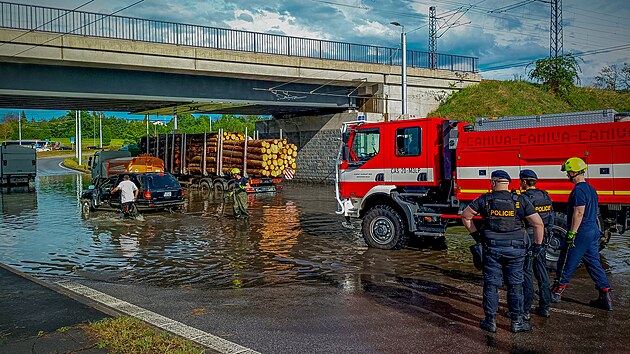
[
  {"left": 336, "top": 110, "right": 630, "bottom": 262},
  {"left": 139, "top": 131, "right": 297, "bottom": 193},
  {"left": 0, "top": 143, "right": 36, "bottom": 188}
]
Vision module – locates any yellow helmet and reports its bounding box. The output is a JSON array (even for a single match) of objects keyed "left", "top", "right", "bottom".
[
  {"left": 231, "top": 167, "right": 241, "bottom": 175},
  {"left": 561, "top": 157, "right": 587, "bottom": 173}
]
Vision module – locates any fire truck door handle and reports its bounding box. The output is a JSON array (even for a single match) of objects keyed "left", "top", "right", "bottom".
[{"left": 375, "top": 173, "right": 384, "bottom": 182}]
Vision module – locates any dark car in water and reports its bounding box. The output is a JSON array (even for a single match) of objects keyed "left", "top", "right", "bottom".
[{"left": 81, "top": 172, "right": 184, "bottom": 217}]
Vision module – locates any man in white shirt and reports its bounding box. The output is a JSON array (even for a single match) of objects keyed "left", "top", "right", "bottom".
[{"left": 111, "top": 175, "right": 138, "bottom": 216}]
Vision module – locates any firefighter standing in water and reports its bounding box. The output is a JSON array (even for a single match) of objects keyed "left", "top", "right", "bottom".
[
  {"left": 462, "top": 170, "right": 545, "bottom": 333},
  {"left": 230, "top": 168, "right": 250, "bottom": 219},
  {"left": 519, "top": 169, "right": 554, "bottom": 318},
  {"left": 551, "top": 157, "right": 613, "bottom": 311}
]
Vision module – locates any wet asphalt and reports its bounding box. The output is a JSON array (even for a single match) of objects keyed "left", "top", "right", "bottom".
[{"left": 0, "top": 156, "right": 628, "bottom": 353}]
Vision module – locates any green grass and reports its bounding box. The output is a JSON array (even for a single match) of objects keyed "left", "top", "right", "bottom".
[
  {"left": 429, "top": 80, "right": 630, "bottom": 122},
  {"left": 51, "top": 137, "right": 125, "bottom": 148},
  {"left": 84, "top": 317, "right": 205, "bottom": 354},
  {"left": 63, "top": 157, "right": 90, "bottom": 172}
]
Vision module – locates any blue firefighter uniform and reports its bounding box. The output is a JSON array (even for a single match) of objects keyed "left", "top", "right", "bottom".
[
  {"left": 522, "top": 187, "right": 554, "bottom": 317},
  {"left": 554, "top": 182, "right": 611, "bottom": 304},
  {"left": 467, "top": 184, "right": 538, "bottom": 330}
]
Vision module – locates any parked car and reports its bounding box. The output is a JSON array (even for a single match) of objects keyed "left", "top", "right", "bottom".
[
  {"left": 86, "top": 145, "right": 99, "bottom": 150},
  {"left": 57, "top": 146, "right": 72, "bottom": 150},
  {"left": 80, "top": 172, "right": 185, "bottom": 217}
]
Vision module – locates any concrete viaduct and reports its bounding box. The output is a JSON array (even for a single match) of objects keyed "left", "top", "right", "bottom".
[{"left": 0, "top": 2, "right": 481, "bottom": 181}]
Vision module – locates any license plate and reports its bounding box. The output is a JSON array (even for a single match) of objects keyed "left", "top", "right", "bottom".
[{"left": 164, "top": 191, "right": 171, "bottom": 198}]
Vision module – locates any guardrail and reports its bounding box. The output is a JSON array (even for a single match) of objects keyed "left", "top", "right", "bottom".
[{"left": 0, "top": 1, "right": 478, "bottom": 73}]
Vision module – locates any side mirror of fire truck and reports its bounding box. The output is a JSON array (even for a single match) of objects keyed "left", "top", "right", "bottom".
[
  {"left": 342, "top": 132, "right": 350, "bottom": 144},
  {"left": 341, "top": 145, "right": 350, "bottom": 162}
]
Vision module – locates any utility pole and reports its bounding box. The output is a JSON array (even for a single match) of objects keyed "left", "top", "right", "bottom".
[
  {"left": 173, "top": 106, "right": 178, "bottom": 134},
  {"left": 429, "top": 6, "right": 437, "bottom": 70},
  {"left": 390, "top": 22, "right": 407, "bottom": 116},
  {"left": 146, "top": 114, "right": 149, "bottom": 155},
  {"left": 75, "top": 111, "right": 78, "bottom": 158},
  {"left": 77, "top": 110, "right": 82, "bottom": 165},
  {"left": 99, "top": 113, "right": 102, "bottom": 148},
  {"left": 18, "top": 112, "right": 22, "bottom": 145},
  {"left": 550, "top": 0, "right": 563, "bottom": 59}
]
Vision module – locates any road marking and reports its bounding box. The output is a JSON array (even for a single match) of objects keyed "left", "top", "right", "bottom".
[
  {"left": 56, "top": 281, "right": 260, "bottom": 354},
  {"left": 57, "top": 161, "right": 80, "bottom": 173},
  {"left": 549, "top": 307, "right": 594, "bottom": 318}
]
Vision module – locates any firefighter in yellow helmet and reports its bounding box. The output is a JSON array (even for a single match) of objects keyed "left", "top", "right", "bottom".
[
  {"left": 552, "top": 157, "right": 613, "bottom": 311},
  {"left": 230, "top": 168, "right": 250, "bottom": 219}
]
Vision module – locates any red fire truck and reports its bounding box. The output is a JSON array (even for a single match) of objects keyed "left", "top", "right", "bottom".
[{"left": 336, "top": 110, "right": 630, "bottom": 262}]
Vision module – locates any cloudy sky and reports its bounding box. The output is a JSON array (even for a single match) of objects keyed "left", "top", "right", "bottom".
[{"left": 4, "top": 0, "right": 630, "bottom": 119}]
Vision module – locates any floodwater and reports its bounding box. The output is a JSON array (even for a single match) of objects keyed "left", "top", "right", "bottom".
[
  {"left": 3, "top": 158, "right": 630, "bottom": 353},
  {"left": 1, "top": 158, "right": 629, "bottom": 293}
]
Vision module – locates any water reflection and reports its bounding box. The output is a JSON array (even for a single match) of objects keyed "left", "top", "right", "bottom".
[{"left": 1, "top": 174, "right": 628, "bottom": 293}]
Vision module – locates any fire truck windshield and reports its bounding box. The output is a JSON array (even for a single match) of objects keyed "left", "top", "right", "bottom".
[{"left": 351, "top": 128, "right": 380, "bottom": 161}]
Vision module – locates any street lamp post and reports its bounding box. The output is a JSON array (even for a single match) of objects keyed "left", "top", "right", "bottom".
[{"left": 391, "top": 22, "right": 407, "bottom": 116}]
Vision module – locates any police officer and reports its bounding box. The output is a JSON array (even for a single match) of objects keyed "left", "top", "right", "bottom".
[
  {"left": 519, "top": 169, "right": 554, "bottom": 318},
  {"left": 462, "top": 170, "right": 545, "bottom": 333},
  {"left": 551, "top": 157, "right": 613, "bottom": 311}
]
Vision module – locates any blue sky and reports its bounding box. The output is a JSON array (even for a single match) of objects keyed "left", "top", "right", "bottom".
[{"left": 4, "top": 0, "right": 630, "bottom": 120}]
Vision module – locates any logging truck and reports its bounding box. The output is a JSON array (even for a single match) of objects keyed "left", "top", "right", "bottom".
[
  {"left": 139, "top": 130, "right": 298, "bottom": 193},
  {"left": 336, "top": 110, "right": 630, "bottom": 264}
]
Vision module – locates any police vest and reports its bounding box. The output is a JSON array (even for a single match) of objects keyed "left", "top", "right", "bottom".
[
  {"left": 482, "top": 192, "right": 525, "bottom": 240},
  {"left": 523, "top": 189, "right": 554, "bottom": 235}
]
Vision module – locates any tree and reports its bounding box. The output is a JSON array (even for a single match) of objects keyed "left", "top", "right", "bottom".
[
  {"left": 528, "top": 54, "right": 581, "bottom": 94},
  {"left": 0, "top": 122, "right": 13, "bottom": 142},
  {"left": 595, "top": 63, "right": 630, "bottom": 91}
]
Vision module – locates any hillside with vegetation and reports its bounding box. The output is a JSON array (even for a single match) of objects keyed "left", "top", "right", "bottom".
[{"left": 428, "top": 80, "right": 630, "bottom": 122}]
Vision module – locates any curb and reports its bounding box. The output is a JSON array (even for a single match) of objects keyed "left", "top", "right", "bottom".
[
  {"left": 60, "top": 159, "right": 90, "bottom": 174},
  {"left": 0, "top": 262, "right": 122, "bottom": 318}
]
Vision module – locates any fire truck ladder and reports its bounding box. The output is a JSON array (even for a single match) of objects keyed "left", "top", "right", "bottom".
[{"left": 470, "top": 109, "right": 618, "bottom": 132}]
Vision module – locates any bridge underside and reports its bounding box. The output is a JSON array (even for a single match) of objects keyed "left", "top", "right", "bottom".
[{"left": 0, "top": 63, "right": 354, "bottom": 117}]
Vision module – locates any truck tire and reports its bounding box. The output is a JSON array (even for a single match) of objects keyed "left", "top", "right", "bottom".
[
  {"left": 81, "top": 200, "right": 93, "bottom": 219},
  {"left": 199, "top": 180, "right": 211, "bottom": 192},
  {"left": 362, "top": 205, "right": 408, "bottom": 249},
  {"left": 546, "top": 212, "right": 609, "bottom": 268}
]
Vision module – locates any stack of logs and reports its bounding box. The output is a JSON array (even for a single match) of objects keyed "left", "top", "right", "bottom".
[{"left": 140, "top": 132, "right": 297, "bottom": 178}]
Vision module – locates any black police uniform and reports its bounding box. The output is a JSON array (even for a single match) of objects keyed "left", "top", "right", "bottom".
[
  {"left": 468, "top": 190, "right": 537, "bottom": 323},
  {"left": 523, "top": 188, "right": 554, "bottom": 315}
]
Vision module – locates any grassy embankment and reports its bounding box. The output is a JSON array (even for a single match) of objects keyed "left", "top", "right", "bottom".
[
  {"left": 72, "top": 316, "right": 203, "bottom": 354},
  {"left": 428, "top": 80, "right": 630, "bottom": 122}
]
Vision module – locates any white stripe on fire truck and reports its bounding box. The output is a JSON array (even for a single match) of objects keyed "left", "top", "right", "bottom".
[
  {"left": 340, "top": 168, "right": 435, "bottom": 182},
  {"left": 456, "top": 163, "right": 630, "bottom": 180}
]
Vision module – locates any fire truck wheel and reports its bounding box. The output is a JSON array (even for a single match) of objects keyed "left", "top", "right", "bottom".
[
  {"left": 546, "top": 212, "right": 608, "bottom": 269},
  {"left": 546, "top": 213, "right": 567, "bottom": 266},
  {"left": 362, "top": 205, "right": 408, "bottom": 249}
]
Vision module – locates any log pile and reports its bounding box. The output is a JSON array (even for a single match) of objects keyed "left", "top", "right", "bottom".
[{"left": 140, "top": 133, "right": 297, "bottom": 178}]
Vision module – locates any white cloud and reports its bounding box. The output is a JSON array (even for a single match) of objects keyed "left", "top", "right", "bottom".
[
  {"left": 354, "top": 21, "right": 398, "bottom": 38},
  {"left": 226, "top": 9, "right": 330, "bottom": 40}
]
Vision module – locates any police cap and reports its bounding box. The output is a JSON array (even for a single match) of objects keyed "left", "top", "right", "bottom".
[
  {"left": 519, "top": 169, "right": 538, "bottom": 180},
  {"left": 123, "top": 174, "right": 130, "bottom": 179},
  {"left": 490, "top": 170, "right": 511, "bottom": 182}
]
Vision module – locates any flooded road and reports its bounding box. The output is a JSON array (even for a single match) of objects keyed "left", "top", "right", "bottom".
[{"left": 2, "top": 157, "right": 629, "bottom": 353}]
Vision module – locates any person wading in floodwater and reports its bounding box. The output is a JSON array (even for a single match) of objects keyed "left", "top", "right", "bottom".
[
  {"left": 111, "top": 174, "right": 138, "bottom": 218},
  {"left": 230, "top": 168, "right": 250, "bottom": 219}
]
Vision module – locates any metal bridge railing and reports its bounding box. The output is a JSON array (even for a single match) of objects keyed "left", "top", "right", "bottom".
[{"left": 0, "top": 1, "right": 478, "bottom": 73}]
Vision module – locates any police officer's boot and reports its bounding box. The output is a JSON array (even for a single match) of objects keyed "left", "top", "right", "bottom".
[
  {"left": 479, "top": 314, "right": 496, "bottom": 333},
  {"left": 510, "top": 316, "right": 532, "bottom": 333},
  {"left": 535, "top": 307, "right": 551, "bottom": 318},
  {"left": 550, "top": 282, "right": 566, "bottom": 303},
  {"left": 589, "top": 288, "right": 613, "bottom": 311}
]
